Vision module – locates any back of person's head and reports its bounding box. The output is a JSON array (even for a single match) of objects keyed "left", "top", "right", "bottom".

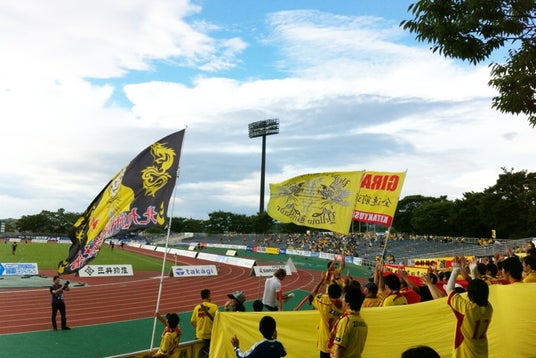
[
  {"left": 327, "top": 260, "right": 333, "bottom": 269},
  {"left": 252, "top": 299, "right": 264, "bottom": 312},
  {"left": 166, "top": 313, "right": 180, "bottom": 329},
  {"left": 401, "top": 345, "right": 440, "bottom": 358},
  {"left": 428, "top": 273, "right": 438, "bottom": 284},
  {"left": 476, "top": 263, "right": 487, "bottom": 276},
  {"left": 201, "top": 289, "right": 211, "bottom": 299},
  {"left": 274, "top": 268, "right": 287, "bottom": 280},
  {"left": 327, "top": 283, "right": 342, "bottom": 299},
  {"left": 344, "top": 284, "right": 365, "bottom": 311},
  {"left": 467, "top": 279, "right": 489, "bottom": 306},
  {"left": 527, "top": 248, "right": 536, "bottom": 256},
  {"left": 502, "top": 256, "right": 523, "bottom": 280},
  {"left": 523, "top": 254, "right": 536, "bottom": 270},
  {"left": 384, "top": 274, "right": 401, "bottom": 292},
  {"left": 364, "top": 282, "right": 378, "bottom": 295},
  {"left": 486, "top": 263, "right": 498, "bottom": 277},
  {"left": 259, "top": 316, "right": 276, "bottom": 339}
]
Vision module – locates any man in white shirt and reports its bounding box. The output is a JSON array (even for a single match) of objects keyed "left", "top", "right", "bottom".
[{"left": 262, "top": 268, "right": 287, "bottom": 311}]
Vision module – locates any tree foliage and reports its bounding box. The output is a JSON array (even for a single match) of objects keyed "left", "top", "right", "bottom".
[{"left": 401, "top": 0, "right": 536, "bottom": 125}]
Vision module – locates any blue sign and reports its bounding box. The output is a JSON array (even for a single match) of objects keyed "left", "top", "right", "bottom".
[{"left": 0, "top": 263, "right": 4, "bottom": 276}]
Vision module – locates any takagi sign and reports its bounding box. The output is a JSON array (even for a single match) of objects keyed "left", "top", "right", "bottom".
[{"left": 171, "top": 265, "right": 218, "bottom": 277}]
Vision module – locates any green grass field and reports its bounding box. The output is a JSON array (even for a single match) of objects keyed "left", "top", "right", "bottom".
[{"left": 0, "top": 242, "right": 171, "bottom": 272}]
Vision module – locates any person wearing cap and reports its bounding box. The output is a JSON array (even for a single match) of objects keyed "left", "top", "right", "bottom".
[
  {"left": 361, "top": 282, "right": 382, "bottom": 308},
  {"left": 262, "top": 268, "right": 287, "bottom": 311},
  {"left": 224, "top": 291, "right": 246, "bottom": 312},
  {"left": 152, "top": 312, "right": 181, "bottom": 357}
]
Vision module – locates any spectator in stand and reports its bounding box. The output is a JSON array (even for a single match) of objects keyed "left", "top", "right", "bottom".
[
  {"left": 262, "top": 269, "right": 287, "bottom": 311},
  {"left": 330, "top": 285, "right": 368, "bottom": 358},
  {"left": 446, "top": 260, "right": 493, "bottom": 358},
  {"left": 224, "top": 291, "right": 246, "bottom": 312},
  {"left": 361, "top": 282, "right": 382, "bottom": 308},
  {"left": 522, "top": 255, "right": 536, "bottom": 283},
  {"left": 501, "top": 256, "right": 524, "bottom": 284},
  {"left": 190, "top": 289, "right": 219, "bottom": 358},
  {"left": 310, "top": 273, "right": 344, "bottom": 358}
]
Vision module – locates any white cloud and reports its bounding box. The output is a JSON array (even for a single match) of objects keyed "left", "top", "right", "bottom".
[{"left": 1, "top": 3, "right": 535, "bottom": 222}]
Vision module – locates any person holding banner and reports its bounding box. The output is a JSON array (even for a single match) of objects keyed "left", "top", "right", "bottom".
[{"left": 262, "top": 268, "right": 287, "bottom": 311}]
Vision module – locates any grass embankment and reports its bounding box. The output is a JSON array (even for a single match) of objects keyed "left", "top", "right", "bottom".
[{"left": 1, "top": 242, "right": 170, "bottom": 272}]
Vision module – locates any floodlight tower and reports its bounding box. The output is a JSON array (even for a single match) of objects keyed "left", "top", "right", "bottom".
[{"left": 248, "top": 119, "right": 279, "bottom": 214}]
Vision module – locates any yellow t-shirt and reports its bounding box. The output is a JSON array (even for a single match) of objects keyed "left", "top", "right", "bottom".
[
  {"left": 447, "top": 291, "right": 493, "bottom": 358},
  {"left": 156, "top": 331, "right": 179, "bottom": 358},
  {"left": 312, "top": 294, "right": 344, "bottom": 353},
  {"left": 523, "top": 271, "right": 536, "bottom": 283},
  {"left": 382, "top": 292, "right": 408, "bottom": 306},
  {"left": 190, "top": 302, "right": 218, "bottom": 340},
  {"left": 361, "top": 297, "right": 382, "bottom": 308},
  {"left": 331, "top": 311, "right": 368, "bottom": 358}
]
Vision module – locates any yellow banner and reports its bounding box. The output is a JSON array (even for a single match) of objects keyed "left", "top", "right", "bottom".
[
  {"left": 209, "top": 284, "right": 536, "bottom": 357},
  {"left": 353, "top": 171, "right": 406, "bottom": 226},
  {"left": 267, "top": 171, "right": 364, "bottom": 234}
]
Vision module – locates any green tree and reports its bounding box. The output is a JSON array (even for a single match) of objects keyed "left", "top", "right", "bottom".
[
  {"left": 401, "top": 0, "right": 536, "bottom": 125},
  {"left": 16, "top": 209, "right": 80, "bottom": 234},
  {"left": 392, "top": 195, "right": 439, "bottom": 233},
  {"left": 479, "top": 168, "right": 536, "bottom": 238},
  {"left": 410, "top": 198, "right": 455, "bottom": 236}
]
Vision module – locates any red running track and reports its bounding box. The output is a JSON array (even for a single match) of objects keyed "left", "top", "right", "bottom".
[{"left": 0, "top": 246, "right": 319, "bottom": 335}]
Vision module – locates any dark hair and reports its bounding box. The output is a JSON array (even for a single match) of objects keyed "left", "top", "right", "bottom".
[
  {"left": 166, "top": 313, "right": 180, "bottom": 329},
  {"left": 502, "top": 256, "right": 523, "bottom": 280},
  {"left": 428, "top": 273, "right": 438, "bottom": 284},
  {"left": 402, "top": 345, "right": 440, "bottom": 358},
  {"left": 467, "top": 279, "right": 489, "bottom": 306},
  {"left": 476, "top": 263, "right": 487, "bottom": 276},
  {"left": 527, "top": 248, "right": 536, "bottom": 256},
  {"left": 523, "top": 255, "right": 536, "bottom": 270},
  {"left": 201, "top": 289, "right": 211, "bottom": 299},
  {"left": 327, "top": 283, "right": 342, "bottom": 299},
  {"left": 344, "top": 285, "right": 365, "bottom": 311},
  {"left": 53, "top": 275, "right": 60, "bottom": 281},
  {"left": 384, "top": 274, "right": 401, "bottom": 292},
  {"left": 259, "top": 316, "right": 276, "bottom": 339},
  {"left": 486, "top": 263, "right": 498, "bottom": 277},
  {"left": 252, "top": 299, "right": 264, "bottom": 312}
]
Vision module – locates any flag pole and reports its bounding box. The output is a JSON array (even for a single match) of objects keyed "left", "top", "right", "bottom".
[
  {"left": 148, "top": 128, "right": 186, "bottom": 354},
  {"left": 148, "top": 179, "right": 179, "bottom": 353}
]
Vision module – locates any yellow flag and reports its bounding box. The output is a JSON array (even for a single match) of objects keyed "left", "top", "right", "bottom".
[
  {"left": 267, "top": 171, "right": 364, "bottom": 234},
  {"left": 353, "top": 171, "right": 406, "bottom": 226}
]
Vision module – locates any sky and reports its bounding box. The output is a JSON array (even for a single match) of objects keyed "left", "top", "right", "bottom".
[{"left": 1, "top": 0, "right": 535, "bottom": 221}]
